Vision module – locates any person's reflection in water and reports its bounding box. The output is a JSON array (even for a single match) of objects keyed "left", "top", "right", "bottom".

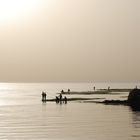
[
  {"left": 56, "top": 96, "right": 59, "bottom": 104},
  {"left": 64, "top": 96, "right": 67, "bottom": 104}
]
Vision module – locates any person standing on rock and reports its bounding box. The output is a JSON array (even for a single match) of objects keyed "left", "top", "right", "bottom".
[
  {"left": 59, "top": 93, "right": 62, "bottom": 101},
  {"left": 42, "top": 91, "right": 47, "bottom": 101}
]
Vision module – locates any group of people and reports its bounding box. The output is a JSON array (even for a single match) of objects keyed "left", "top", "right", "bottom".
[
  {"left": 42, "top": 91, "right": 47, "bottom": 101},
  {"left": 56, "top": 93, "right": 67, "bottom": 104},
  {"left": 61, "top": 89, "right": 70, "bottom": 94},
  {"left": 41, "top": 90, "right": 67, "bottom": 104},
  {"left": 93, "top": 86, "right": 110, "bottom": 91}
]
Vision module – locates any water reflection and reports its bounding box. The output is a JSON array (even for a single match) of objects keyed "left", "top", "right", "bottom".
[
  {"left": 131, "top": 108, "right": 140, "bottom": 138},
  {"left": 132, "top": 112, "right": 140, "bottom": 126},
  {"left": 130, "top": 105, "right": 140, "bottom": 112}
]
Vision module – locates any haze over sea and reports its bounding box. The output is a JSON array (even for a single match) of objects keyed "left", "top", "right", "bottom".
[{"left": 0, "top": 82, "right": 140, "bottom": 140}]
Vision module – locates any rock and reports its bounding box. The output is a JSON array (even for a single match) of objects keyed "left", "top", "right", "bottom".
[
  {"left": 128, "top": 88, "right": 140, "bottom": 107},
  {"left": 102, "top": 100, "right": 128, "bottom": 105}
]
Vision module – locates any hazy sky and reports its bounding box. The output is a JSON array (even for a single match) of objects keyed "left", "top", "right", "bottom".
[{"left": 0, "top": 0, "right": 140, "bottom": 82}]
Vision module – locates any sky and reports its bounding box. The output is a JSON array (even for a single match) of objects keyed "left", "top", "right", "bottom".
[{"left": 0, "top": 0, "right": 140, "bottom": 82}]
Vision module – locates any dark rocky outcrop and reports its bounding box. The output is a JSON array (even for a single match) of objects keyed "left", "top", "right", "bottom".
[
  {"left": 128, "top": 88, "right": 140, "bottom": 107},
  {"left": 90, "top": 88, "right": 140, "bottom": 110},
  {"left": 102, "top": 100, "right": 128, "bottom": 105}
]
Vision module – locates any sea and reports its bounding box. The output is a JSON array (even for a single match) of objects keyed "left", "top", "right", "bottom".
[{"left": 0, "top": 82, "right": 140, "bottom": 140}]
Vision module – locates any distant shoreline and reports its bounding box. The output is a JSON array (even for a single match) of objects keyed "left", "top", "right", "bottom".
[
  {"left": 57, "top": 88, "right": 131, "bottom": 95},
  {"left": 98, "top": 88, "right": 131, "bottom": 92}
]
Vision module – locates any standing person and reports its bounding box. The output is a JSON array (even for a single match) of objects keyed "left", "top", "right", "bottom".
[
  {"left": 108, "top": 86, "right": 110, "bottom": 91},
  {"left": 68, "top": 89, "right": 70, "bottom": 93},
  {"left": 42, "top": 91, "right": 47, "bottom": 101},
  {"left": 61, "top": 90, "right": 64, "bottom": 93},
  {"left": 93, "top": 86, "right": 95, "bottom": 91},
  {"left": 59, "top": 93, "right": 62, "bottom": 101},
  {"left": 56, "top": 96, "right": 59, "bottom": 103},
  {"left": 44, "top": 92, "right": 47, "bottom": 100},
  {"left": 64, "top": 96, "right": 67, "bottom": 104},
  {"left": 42, "top": 91, "right": 45, "bottom": 101}
]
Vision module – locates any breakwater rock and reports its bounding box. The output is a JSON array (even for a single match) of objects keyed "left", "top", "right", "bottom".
[
  {"left": 42, "top": 97, "right": 105, "bottom": 102},
  {"left": 101, "top": 100, "right": 128, "bottom": 105},
  {"left": 93, "top": 88, "right": 140, "bottom": 110},
  {"left": 128, "top": 88, "right": 140, "bottom": 107}
]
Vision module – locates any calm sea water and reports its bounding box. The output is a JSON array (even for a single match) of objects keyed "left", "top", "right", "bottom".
[{"left": 0, "top": 82, "right": 140, "bottom": 140}]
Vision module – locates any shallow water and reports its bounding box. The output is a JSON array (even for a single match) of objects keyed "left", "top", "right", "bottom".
[{"left": 0, "top": 83, "right": 140, "bottom": 140}]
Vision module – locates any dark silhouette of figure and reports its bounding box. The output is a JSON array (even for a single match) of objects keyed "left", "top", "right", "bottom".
[
  {"left": 108, "top": 86, "right": 110, "bottom": 91},
  {"left": 68, "top": 89, "right": 70, "bottom": 93},
  {"left": 44, "top": 93, "right": 46, "bottom": 100},
  {"left": 59, "top": 93, "right": 62, "bottom": 101},
  {"left": 93, "top": 86, "right": 95, "bottom": 91},
  {"left": 64, "top": 96, "right": 67, "bottom": 104},
  {"left": 56, "top": 96, "right": 59, "bottom": 103},
  {"left": 42, "top": 92, "right": 44, "bottom": 101},
  {"left": 61, "top": 90, "right": 64, "bottom": 94},
  {"left": 42, "top": 91, "right": 46, "bottom": 101}
]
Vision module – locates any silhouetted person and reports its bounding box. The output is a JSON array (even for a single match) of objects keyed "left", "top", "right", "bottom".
[
  {"left": 42, "top": 91, "right": 46, "bottom": 101},
  {"left": 59, "top": 93, "right": 62, "bottom": 101},
  {"left": 64, "top": 96, "right": 67, "bottom": 104},
  {"left": 61, "top": 90, "right": 64, "bottom": 94},
  {"left": 93, "top": 86, "right": 95, "bottom": 91},
  {"left": 135, "top": 86, "right": 138, "bottom": 89},
  {"left": 56, "top": 96, "right": 59, "bottom": 103},
  {"left": 68, "top": 89, "right": 70, "bottom": 93},
  {"left": 108, "top": 86, "right": 110, "bottom": 91},
  {"left": 44, "top": 92, "right": 46, "bottom": 100}
]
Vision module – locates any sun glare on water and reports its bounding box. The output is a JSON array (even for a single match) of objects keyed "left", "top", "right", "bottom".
[{"left": 0, "top": 0, "right": 43, "bottom": 25}]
